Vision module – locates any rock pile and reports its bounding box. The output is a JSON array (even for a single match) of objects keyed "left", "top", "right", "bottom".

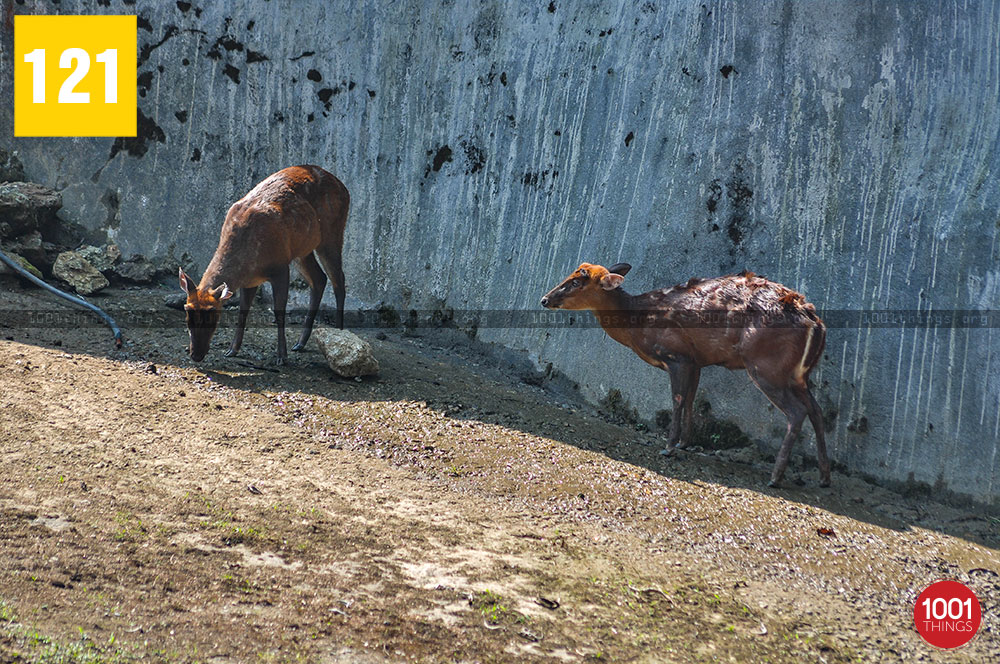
[
  {"left": 0, "top": 149, "right": 168, "bottom": 294},
  {"left": 0, "top": 179, "right": 75, "bottom": 282}
]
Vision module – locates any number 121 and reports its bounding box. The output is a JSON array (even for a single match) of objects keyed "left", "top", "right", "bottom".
[{"left": 23, "top": 48, "right": 118, "bottom": 104}]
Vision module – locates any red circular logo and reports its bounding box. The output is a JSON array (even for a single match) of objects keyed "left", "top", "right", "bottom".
[{"left": 913, "top": 580, "right": 981, "bottom": 649}]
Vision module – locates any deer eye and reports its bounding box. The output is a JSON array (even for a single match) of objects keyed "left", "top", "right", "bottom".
[{"left": 571, "top": 279, "right": 582, "bottom": 288}]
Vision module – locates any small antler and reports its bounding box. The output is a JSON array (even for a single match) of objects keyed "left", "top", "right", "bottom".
[{"left": 210, "top": 283, "right": 232, "bottom": 299}]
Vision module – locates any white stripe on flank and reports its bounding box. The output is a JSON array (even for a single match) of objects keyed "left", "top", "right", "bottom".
[{"left": 795, "top": 326, "right": 814, "bottom": 380}]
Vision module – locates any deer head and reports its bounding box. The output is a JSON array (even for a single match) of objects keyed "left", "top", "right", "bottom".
[
  {"left": 179, "top": 268, "right": 233, "bottom": 362},
  {"left": 540, "top": 262, "right": 631, "bottom": 310}
]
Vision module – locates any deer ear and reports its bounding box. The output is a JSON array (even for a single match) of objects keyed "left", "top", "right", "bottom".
[
  {"left": 179, "top": 268, "right": 195, "bottom": 295},
  {"left": 600, "top": 273, "right": 625, "bottom": 290},
  {"left": 213, "top": 283, "right": 235, "bottom": 301},
  {"left": 608, "top": 263, "right": 632, "bottom": 276}
]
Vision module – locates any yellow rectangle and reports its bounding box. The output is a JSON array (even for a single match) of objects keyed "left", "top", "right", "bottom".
[{"left": 15, "top": 15, "right": 137, "bottom": 137}]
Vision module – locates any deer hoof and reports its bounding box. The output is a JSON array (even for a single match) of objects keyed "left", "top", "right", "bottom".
[
  {"left": 819, "top": 478, "right": 831, "bottom": 488},
  {"left": 224, "top": 348, "right": 238, "bottom": 358},
  {"left": 658, "top": 447, "right": 674, "bottom": 457},
  {"left": 291, "top": 342, "right": 305, "bottom": 352},
  {"left": 767, "top": 479, "right": 780, "bottom": 488}
]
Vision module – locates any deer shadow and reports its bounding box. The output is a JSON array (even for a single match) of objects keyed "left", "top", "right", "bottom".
[{"left": 3, "top": 281, "right": 998, "bottom": 555}]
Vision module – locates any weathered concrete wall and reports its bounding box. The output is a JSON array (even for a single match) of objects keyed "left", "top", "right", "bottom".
[{"left": 3, "top": 0, "right": 1000, "bottom": 506}]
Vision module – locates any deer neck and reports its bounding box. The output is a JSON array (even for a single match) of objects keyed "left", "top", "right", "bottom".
[
  {"left": 590, "top": 288, "right": 636, "bottom": 348},
  {"left": 198, "top": 246, "right": 245, "bottom": 292}
]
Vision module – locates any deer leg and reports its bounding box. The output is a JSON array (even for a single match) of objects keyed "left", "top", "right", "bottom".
[
  {"left": 270, "top": 266, "right": 290, "bottom": 365},
  {"left": 225, "top": 286, "right": 258, "bottom": 358},
  {"left": 801, "top": 387, "right": 831, "bottom": 487},
  {"left": 746, "top": 368, "right": 808, "bottom": 487},
  {"left": 291, "top": 253, "right": 327, "bottom": 351},
  {"left": 334, "top": 265, "right": 345, "bottom": 330},
  {"left": 661, "top": 360, "right": 697, "bottom": 455},
  {"left": 770, "top": 394, "right": 807, "bottom": 487},
  {"left": 316, "top": 248, "right": 346, "bottom": 330},
  {"left": 679, "top": 365, "right": 701, "bottom": 448}
]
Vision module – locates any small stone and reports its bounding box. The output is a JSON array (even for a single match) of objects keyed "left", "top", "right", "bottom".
[
  {"left": 4, "top": 231, "right": 61, "bottom": 273},
  {"left": 77, "top": 244, "right": 121, "bottom": 272},
  {"left": 52, "top": 251, "right": 109, "bottom": 295},
  {"left": 114, "top": 254, "right": 157, "bottom": 283},
  {"left": 716, "top": 446, "right": 757, "bottom": 465},
  {"left": 313, "top": 327, "right": 380, "bottom": 378},
  {"left": 6, "top": 229, "right": 41, "bottom": 256}
]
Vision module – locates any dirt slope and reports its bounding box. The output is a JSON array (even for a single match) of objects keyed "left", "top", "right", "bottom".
[{"left": 0, "top": 283, "right": 998, "bottom": 663}]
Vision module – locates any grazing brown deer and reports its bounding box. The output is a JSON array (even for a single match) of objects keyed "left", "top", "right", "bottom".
[
  {"left": 541, "top": 262, "right": 830, "bottom": 487},
  {"left": 179, "top": 165, "right": 349, "bottom": 364}
]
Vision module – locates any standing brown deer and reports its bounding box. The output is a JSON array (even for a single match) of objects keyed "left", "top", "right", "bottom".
[
  {"left": 179, "top": 165, "right": 349, "bottom": 364},
  {"left": 541, "top": 262, "right": 830, "bottom": 488}
]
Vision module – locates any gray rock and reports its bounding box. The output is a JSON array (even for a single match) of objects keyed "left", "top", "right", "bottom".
[
  {"left": 0, "top": 250, "right": 42, "bottom": 279},
  {"left": 0, "top": 149, "right": 26, "bottom": 183},
  {"left": 313, "top": 327, "right": 380, "bottom": 377},
  {"left": 77, "top": 244, "right": 121, "bottom": 273},
  {"left": 0, "top": 182, "right": 61, "bottom": 239},
  {"left": 4, "top": 230, "right": 44, "bottom": 267},
  {"left": 164, "top": 293, "right": 187, "bottom": 310},
  {"left": 714, "top": 446, "right": 758, "bottom": 466},
  {"left": 114, "top": 254, "right": 157, "bottom": 283},
  {"left": 42, "top": 216, "right": 87, "bottom": 249},
  {"left": 4, "top": 231, "right": 66, "bottom": 273},
  {"left": 52, "top": 251, "right": 109, "bottom": 295}
]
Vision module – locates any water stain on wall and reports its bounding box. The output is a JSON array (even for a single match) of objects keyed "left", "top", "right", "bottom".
[{"left": 4, "top": 0, "right": 999, "bottom": 505}]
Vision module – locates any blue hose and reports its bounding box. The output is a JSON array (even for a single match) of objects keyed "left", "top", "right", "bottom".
[{"left": 0, "top": 248, "right": 123, "bottom": 348}]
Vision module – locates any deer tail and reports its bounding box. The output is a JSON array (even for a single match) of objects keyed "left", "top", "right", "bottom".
[
  {"left": 791, "top": 303, "right": 825, "bottom": 382},
  {"left": 806, "top": 318, "right": 826, "bottom": 372}
]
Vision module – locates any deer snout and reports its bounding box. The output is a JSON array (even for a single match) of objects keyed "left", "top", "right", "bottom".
[{"left": 541, "top": 293, "right": 562, "bottom": 309}]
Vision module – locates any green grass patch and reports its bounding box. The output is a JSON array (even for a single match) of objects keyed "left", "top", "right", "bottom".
[
  {"left": 220, "top": 573, "right": 260, "bottom": 595},
  {"left": 473, "top": 589, "right": 509, "bottom": 625},
  {"left": 0, "top": 608, "right": 133, "bottom": 663},
  {"left": 186, "top": 493, "right": 263, "bottom": 544},
  {"left": 112, "top": 513, "right": 147, "bottom": 543}
]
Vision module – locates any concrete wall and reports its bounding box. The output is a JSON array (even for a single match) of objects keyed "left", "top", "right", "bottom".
[{"left": 3, "top": 0, "right": 999, "bottom": 506}]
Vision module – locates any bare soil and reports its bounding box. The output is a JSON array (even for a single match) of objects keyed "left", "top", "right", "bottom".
[{"left": 1, "top": 281, "right": 998, "bottom": 663}]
